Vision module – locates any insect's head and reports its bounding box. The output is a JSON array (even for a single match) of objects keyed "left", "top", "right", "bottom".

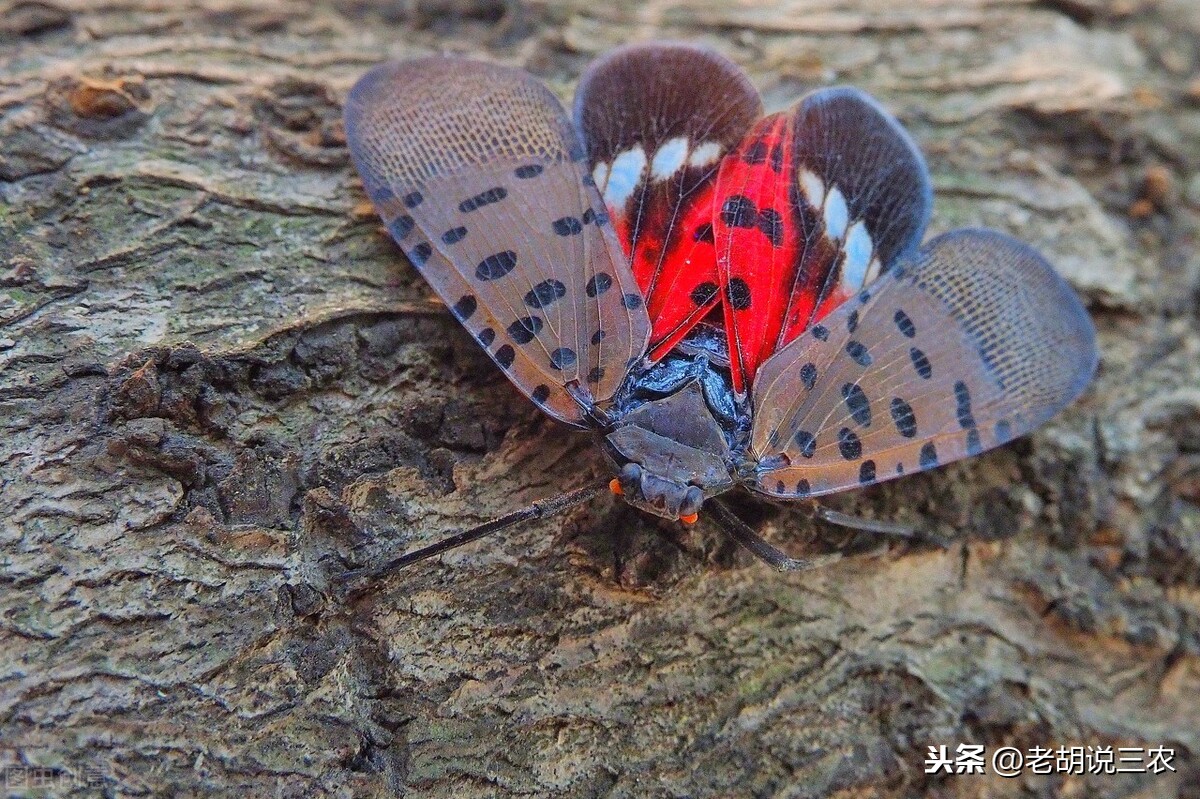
[
  {"left": 608, "top": 461, "right": 707, "bottom": 523},
  {"left": 601, "top": 382, "right": 735, "bottom": 524}
]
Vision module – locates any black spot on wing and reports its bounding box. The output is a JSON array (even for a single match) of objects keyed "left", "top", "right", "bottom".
[
  {"left": 591, "top": 329, "right": 606, "bottom": 345},
  {"left": 549, "top": 348, "right": 577, "bottom": 370},
  {"left": 515, "top": 164, "right": 543, "bottom": 179},
  {"left": 919, "top": 441, "right": 938, "bottom": 469},
  {"left": 477, "top": 328, "right": 495, "bottom": 346},
  {"left": 459, "top": 187, "right": 507, "bottom": 213},
  {"left": 727, "top": 278, "right": 752, "bottom": 311},
  {"left": 442, "top": 226, "right": 468, "bottom": 245},
  {"left": 910, "top": 347, "right": 932, "bottom": 379},
  {"left": 451, "top": 295, "right": 477, "bottom": 321},
  {"left": 391, "top": 215, "right": 415, "bottom": 240},
  {"left": 587, "top": 367, "right": 604, "bottom": 384},
  {"left": 586, "top": 273, "right": 613, "bottom": 297},
  {"left": 966, "top": 427, "right": 982, "bottom": 455},
  {"left": 842, "top": 383, "right": 871, "bottom": 426},
  {"left": 846, "top": 341, "right": 872, "bottom": 367},
  {"left": 552, "top": 216, "right": 584, "bottom": 236},
  {"left": 769, "top": 142, "right": 784, "bottom": 172},
  {"left": 890, "top": 398, "right": 917, "bottom": 438},
  {"left": 476, "top": 251, "right": 518, "bottom": 281},
  {"left": 402, "top": 191, "right": 423, "bottom": 209},
  {"left": 721, "top": 195, "right": 757, "bottom": 228},
  {"left": 507, "top": 316, "right": 543, "bottom": 345},
  {"left": 621, "top": 293, "right": 643, "bottom": 309},
  {"left": 795, "top": 479, "right": 812, "bottom": 497},
  {"left": 495, "top": 344, "right": 515, "bottom": 369},
  {"left": 693, "top": 223, "right": 715, "bottom": 244},
  {"left": 531, "top": 384, "right": 551, "bottom": 403},
  {"left": 793, "top": 430, "right": 816, "bottom": 458},
  {"left": 812, "top": 324, "right": 829, "bottom": 341},
  {"left": 690, "top": 281, "right": 719, "bottom": 306},
  {"left": 837, "top": 428, "right": 862, "bottom": 460},
  {"left": 894, "top": 309, "right": 916, "bottom": 337},
  {"left": 410, "top": 242, "right": 432, "bottom": 267},
  {"left": 954, "top": 381, "right": 976, "bottom": 429},
  {"left": 743, "top": 140, "right": 769, "bottom": 165},
  {"left": 859, "top": 460, "right": 876, "bottom": 485},
  {"left": 525, "top": 279, "right": 567, "bottom": 308},
  {"left": 800, "top": 363, "right": 817, "bottom": 390},
  {"left": 758, "top": 208, "right": 784, "bottom": 247},
  {"left": 847, "top": 309, "right": 859, "bottom": 333}
]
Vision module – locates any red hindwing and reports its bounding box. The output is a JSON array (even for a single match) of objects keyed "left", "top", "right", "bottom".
[{"left": 574, "top": 43, "right": 762, "bottom": 362}]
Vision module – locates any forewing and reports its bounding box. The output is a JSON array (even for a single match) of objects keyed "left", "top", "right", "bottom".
[
  {"left": 715, "top": 87, "right": 932, "bottom": 393},
  {"left": 748, "top": 229, "right": 1097, "bottom": 498},
  {"left": 574, "top": 42, "right": 762, "bottom": 361},
  {"left": 345, "top": 57, "right": 650, "bottom": 425}
]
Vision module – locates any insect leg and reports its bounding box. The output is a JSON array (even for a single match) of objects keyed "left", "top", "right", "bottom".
[
  {"left": 337, "top": 484, "right": 607, "bottom": 586},
  {"left": 708, "top": 500, "right": 842, "bottom": 573}
]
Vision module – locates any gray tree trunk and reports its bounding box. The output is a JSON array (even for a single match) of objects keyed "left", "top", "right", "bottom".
[{"left": 2, "top": 1, "right": 1198, "bottom": 796}]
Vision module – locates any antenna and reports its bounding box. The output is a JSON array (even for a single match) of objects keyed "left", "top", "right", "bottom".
[{"left": 337, "top": 484, "right": 607, "bottom": 585}]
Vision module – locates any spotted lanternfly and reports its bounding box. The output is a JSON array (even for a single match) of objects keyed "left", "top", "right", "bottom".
[{"left": 341, "top": 43, "right": 1097, "bottom": 574}]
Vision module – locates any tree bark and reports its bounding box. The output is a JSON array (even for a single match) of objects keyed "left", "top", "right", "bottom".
[{"left": 2, "top": 0, "right": 1198, "bottom": 796}]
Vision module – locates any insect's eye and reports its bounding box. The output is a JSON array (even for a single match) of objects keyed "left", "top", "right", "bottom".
[{"left": 617, "top": 462, "right": 642, "bottom": 495}]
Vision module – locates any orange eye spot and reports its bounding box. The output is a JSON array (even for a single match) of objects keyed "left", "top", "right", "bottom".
[
  {"left": 679, "top": 512, "right": 699, "bottom": 525},
  {"left": 609, "top": 478, "right": 623, "bottom": 496}
]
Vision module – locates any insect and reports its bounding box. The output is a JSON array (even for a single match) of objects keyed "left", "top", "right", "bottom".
[{"left": 341, "top": 42, "right": 1097, "bottom": 575}]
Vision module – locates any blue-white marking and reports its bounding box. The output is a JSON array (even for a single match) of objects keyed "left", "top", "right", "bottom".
[
  {"left": 604, "top": 145, "right": 647, "bottom": 208},
  {"left": 687, "top": 140, "right": 722, "bottom": 169},
  {"left": 799, "top": 169, "right": 825, "bottom": 208},
  {"left": 841, "top": 220, "right": 874, "bottom": 291},
  {"left": 592, "top": 161, "right": 609, "bottom": 193},
  {"left": 864, "top": 255, "right": 882, "bottom": 284},
  {"left": 823, "top": 185, "right": 849, "bottom": 240},
  {"left": 651, "top": 136, "right": 689, "bottom": 180}
]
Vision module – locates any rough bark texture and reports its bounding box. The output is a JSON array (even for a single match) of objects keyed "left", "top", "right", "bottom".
[{"left": 2, "top": 1, "right": 1199, "bottom": 796}]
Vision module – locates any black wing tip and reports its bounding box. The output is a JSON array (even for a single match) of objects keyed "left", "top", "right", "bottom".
[
  {"left": 575, "top": 40, "right": 739, "bottom": 87},
  {"left": 572, "top": 40, "right": 762, "bottom": 136},
  {"left": 796, "top": 84, "right": 934, "bottom": 260}
]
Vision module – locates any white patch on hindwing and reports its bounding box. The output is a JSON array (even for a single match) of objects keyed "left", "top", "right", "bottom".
[
  {"left": 799, "top": 168, "right": 826, "bottom": 208},
  {"left": 650, "top": 136, "right": 689, "bottom": 180},
  {"left": 604, "top": 145, "right": 647, "bottom": 207},
  {"left": 687, "top": 140, "right": 722, "bottom": 169},
  {"left": 841, "top": 220, "right": 875, "bottom": 292},
  {"left": 823, "top": 185, "right": 849, "bottom": 240}
]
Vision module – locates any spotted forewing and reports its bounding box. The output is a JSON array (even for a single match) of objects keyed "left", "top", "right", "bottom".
[
  {"left": 750, "top": 229, "right": 1098, "bottom": 498},
  {"left": 344, "top": 57, "right": 650, "bottom": 425}
]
